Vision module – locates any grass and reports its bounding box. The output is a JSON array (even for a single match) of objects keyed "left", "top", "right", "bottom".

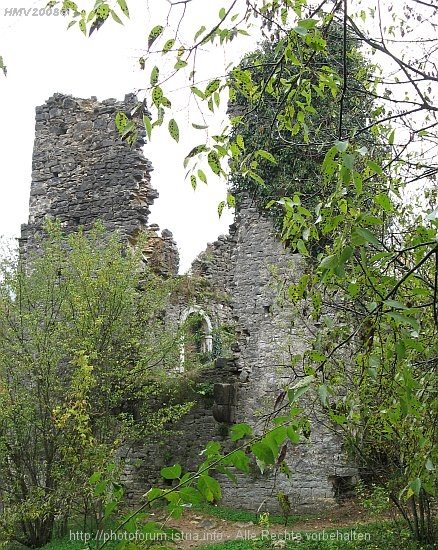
[
  {"left": 195, "top": 522, "right": 438, "bottom": 550},
  {"left": 6, "top": 506, "right": 438, "bottom": 550},
  {"left": 193, "top": 503, "right": 304, "bottom": 525},
  {"left": 27, "top": 522, "right": 437, "bottom": 550}
]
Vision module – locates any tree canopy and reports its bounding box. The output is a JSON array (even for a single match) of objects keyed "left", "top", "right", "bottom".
[{"left": 228, "top": 22, "right": 379, "bottom": 236}]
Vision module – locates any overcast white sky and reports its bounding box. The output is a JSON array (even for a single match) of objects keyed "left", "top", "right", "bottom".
[{"left": 0, "top": 0, "right": 257, "bottom": 272}]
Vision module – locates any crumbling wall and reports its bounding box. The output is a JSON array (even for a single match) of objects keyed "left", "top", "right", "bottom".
[
  {"left": 20, "top": 93, "right": 179, "bottom": 275},
  {"left": 184, "top": 199, "right": 357, "bottom": 513}
]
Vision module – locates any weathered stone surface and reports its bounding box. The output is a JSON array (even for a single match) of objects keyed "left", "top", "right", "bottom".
[
  {"left": 182, "top": 198, "right": 356, "bottom": 512},
  {"left": 20, "top": 93, "right": 179, "bottom": 276}
]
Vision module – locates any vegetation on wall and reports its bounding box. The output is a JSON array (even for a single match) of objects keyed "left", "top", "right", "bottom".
[{"left": 228, "top": 24, "right": 378, "bottom": 234}]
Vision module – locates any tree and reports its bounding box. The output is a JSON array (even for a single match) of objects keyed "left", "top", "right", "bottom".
[{"left": 0, "top": 222, "right": 190, "bottom": 547}]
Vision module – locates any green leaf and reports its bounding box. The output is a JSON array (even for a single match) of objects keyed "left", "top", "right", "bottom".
[
  {"left": 116, "top": 0, "right": 129, "bottom": 17},
  {"left": 298, "top": 18, "right": 318, "bottom": 28},
  {"left": 194, "top": 25, "right": 206, "bottom": 41},
  {"left": 340, "top": 165, "right": 352, "bottom": 184},
  {"left": 322, "top": 146, "right": 338, "bottom": 182},
  {"left": 197, "top": 169, "right": 207, "bottom": 184},
  {"left": 294, "top": 25, "right": 308, "bottom": 37},
  {"left": 120, "top": 121, "right": 135, "bottom": 138},
  {"left": 79, "top": 18, "right": 86, "bottom": 35},
  {"left": 374, "top": 193, "right": 392, "bottom": 212},
  {"left": 319, "top": 254, "right": 338, "bottom": 270},
  {"left": 339, "top": 245, "right": 353, "bottom": 264},
  {"left": 168, "top": 119, "right": 179, "bottom": 143},
  {"left": 225, "top": 450, "right": 250, "bottom": 472},
  {"left": 185, "top": 144, "right": 207, "bottom": 161},
  {"left": 161, "top": 464, "right": 182, "bottom": 480},
  {"left": 115, "top": 111, "right": 128, "bottom": 132},
  {"left": 104, "top": 500, "right": 118, "bottom": 519},
  {"left": 89, "top": 471, "right": 101, "bottom": 484},
  {"left": 152, "top": 86, "right": 163, "bottom": 107},
  {"left": 297, "top": 239, "right": 309, "bottom": 256},
  {"left": 150, "top": 66, "right": 159, "bottom": 86},
  {"left": 288, "top": 375, "right": 313, "bottom": 403},
  {"left": 205, "top": 79, "right": 221, "bottom": 97},
  {"left": 148, "top": 25, "right": 164, "bottom": 50},
  {"left": 248, "top": 170, "right": 265, "bottom": 186},
  {"left": 342, "top": 153, "right": 354, "bottom": 170},
  {"left": 383, "top": 299, "right": 408, "bottom": 310},
  {"left": 409, "top": 477, "right": 421, "bottom": 497},
  {"left": 178, "top": 487, "right": 203, "bottom": 504},
  {"left": 208, "top": 151, "right": 221, "bottom": 176},
  {"left": 230, "top": 423, "right": 253, "bottom": 441},
  {"left": 163, "top": 39, "right": 175, "bottom": 54},
  {"left": 110, "top": 9, "right": 123, "bottom": 24},
  {"left": 269, "top": 426, "right": 287, "bottom": 446},
  {"left": 94, "top": 480, "right": 108, "bottom": 496},
  {"left": 351, "top": 227, "right": 380, "bottom": 246},
  {"left": 286, "top": 425, "right": 300, "bottom": 444},
  {"left": 191, "top": 86, "right": 205, "bottom": 99},
  {"left": 95, "top": 4, "right": 109, "bottom": 19},
  {"left": 335, "top": 140, "right": 349, "bottom": 152},
  {"left": 367, "top": 160, "right": 383, "bottom": 175},
  {"left": 256, "top": 150, "right": 277, "bottom": 164},
  {"left": 197, "top": 474, "right": 221, "bottom": 502},
  {"left": 236, "top": 134, "right": 245, "bottom": 150},
  {"left": 251, "top": 441, "right": 275, "bottom": 465},
  {"left": 190, "top": 175, "right": 197, "bottom": 190},
  {"left": 395, "top": 340, "right": 406, "bottom": 361},
  {"left": 318, "top": 384, "right": 329, "bottom": 406},
  {"left": 353, "top": 172, "right": 363, "bottom": 194},
  {"left": 143, "top": 115, "right": 152, "bottom": 141},
  {"left": 174, "top": 59, "right": 188, "bottom": 70},
  {"left": 385, "top": 312, "right": 419, "bottom": 332},
  {"left": 218, "top": 201, "right": 225, "bottom": 217}
]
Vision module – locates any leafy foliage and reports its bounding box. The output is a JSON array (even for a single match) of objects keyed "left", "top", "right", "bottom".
[
  {"left": 228, "top": 25, "right": 378, "bottom": 233},
  {"left": 0, "top": 222, "right": 189, "bottom": 547}
]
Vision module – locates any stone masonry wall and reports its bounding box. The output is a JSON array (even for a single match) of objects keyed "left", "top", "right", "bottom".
[
  {"left": 184, "top": 199, "right": 357, "bottom": 513},
  {"left": 20, "top": 93, "right": 179, "bottom": 276}
]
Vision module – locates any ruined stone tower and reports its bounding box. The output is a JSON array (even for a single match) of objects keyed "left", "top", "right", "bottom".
[
  {"left": 22, "top": 94, "right": 356, "bottom": 513},
  {"left": 20, "top": 93, "right": 179, "bottom": 276}
]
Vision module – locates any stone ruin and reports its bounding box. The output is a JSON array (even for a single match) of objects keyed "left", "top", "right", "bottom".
[
  {"left": 21, "top": 93, "right": 357, "bottom": 514},
  {"left": 20, "top": 93, "right": 179, "bottom": 276}
]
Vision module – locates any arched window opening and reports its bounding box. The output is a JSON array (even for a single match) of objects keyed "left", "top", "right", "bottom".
[{"left": 180, "top": 307, "right": 213, "bottom": 369}]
